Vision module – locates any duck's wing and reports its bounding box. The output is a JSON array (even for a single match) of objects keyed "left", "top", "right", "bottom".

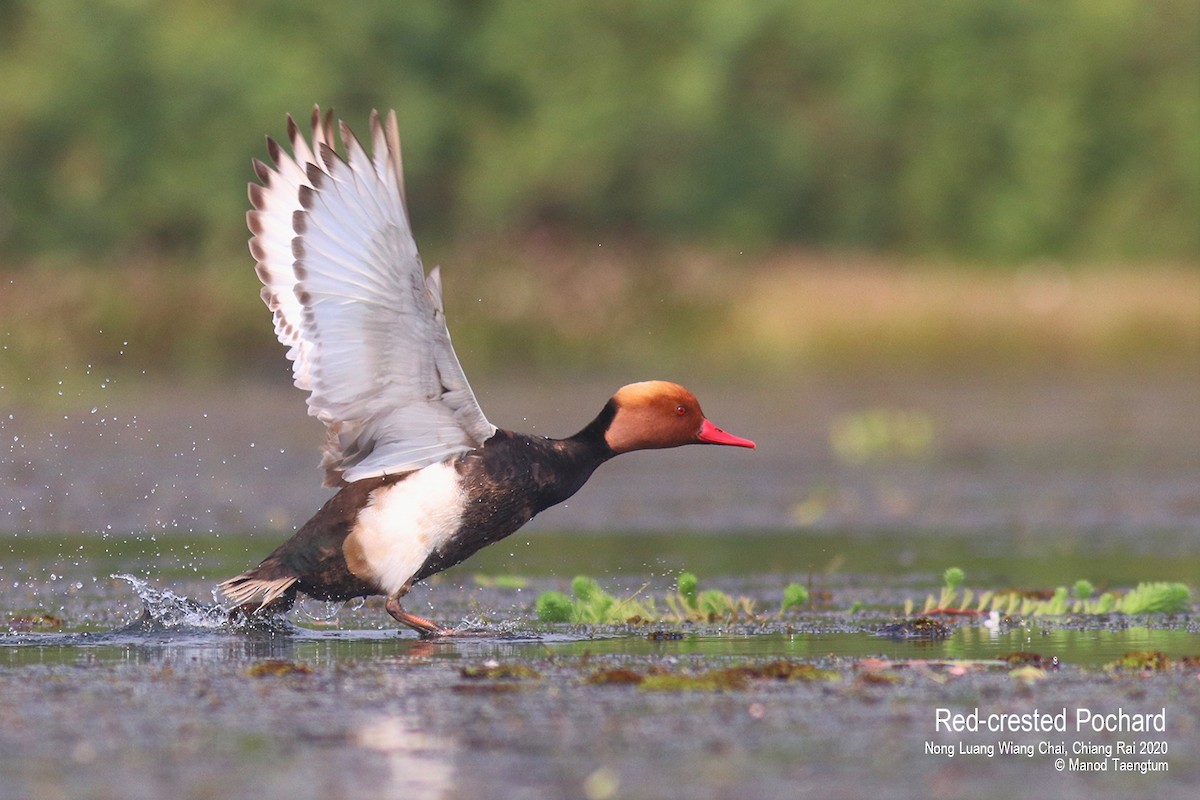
[{"left": 248, "top": 107, "right": 496, "bottom": 487}]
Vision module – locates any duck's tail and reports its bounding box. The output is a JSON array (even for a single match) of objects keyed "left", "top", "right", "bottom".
[{"left": 217, "top": 569, "right": 299, "bottom": 612}]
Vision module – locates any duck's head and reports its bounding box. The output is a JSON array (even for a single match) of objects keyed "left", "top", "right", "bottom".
[{"left": 603, "top": 381, "right": 756, "bottom": 454}]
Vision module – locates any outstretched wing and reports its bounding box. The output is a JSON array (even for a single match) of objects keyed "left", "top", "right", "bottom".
[{"left": 247, "top": 107, "right": 496, "bottom": 487}]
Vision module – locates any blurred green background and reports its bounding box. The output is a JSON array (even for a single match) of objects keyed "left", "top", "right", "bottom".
[{"left": 0, "top": 0, "right": 1197, "bottom": 383}]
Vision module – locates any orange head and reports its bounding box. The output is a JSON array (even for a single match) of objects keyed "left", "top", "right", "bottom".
[{"left": 603, "top": 381, "right": 756, "bottom": 454}]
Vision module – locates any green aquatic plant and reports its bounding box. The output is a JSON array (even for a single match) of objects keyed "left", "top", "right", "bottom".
[
  {"left": 934, "top": 567, "right": 969, "bottom": 611},
  {"left": 535, "top": 590, "right": 575, "bottom": 623},
  {"left": 781, "top": 583, "right": 809, "bottom": 613},
  {"left": 628, "top": 660, "right": 840, "bottom": 692},
  {"left": 1115, "top": 582, "right": 1190, "bottom": 614},
  {"left": 662, "top": 573, "right": 756, "bottom": 622},
  {"left": 909, "top": 569, "right": 1192, "bottom": 618},
  {"left": 677, "top": 572, "right": 699, "bottom": 606},
  {"left": 533, "top": 576, "right": 654, "bottom": 624},
  {"left": 1106, "top": 651, "right": 1172, "bottom": 672},
  {"left": 461, "top": 663, "right": 541, "bottom": 680},
  {"left": 878, "top": 616, "right": 954, "bottom": 640},
  {"left": 534, "top": 572, "right": 778, "bottom": 625}
]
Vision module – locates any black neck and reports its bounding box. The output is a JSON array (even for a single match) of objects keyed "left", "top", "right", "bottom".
[
  {"left": 519, "top": 400, "right": 618, "bottom": 512},
  {"left": 565, "top": 398, "right": 619, "bottom": 458}
]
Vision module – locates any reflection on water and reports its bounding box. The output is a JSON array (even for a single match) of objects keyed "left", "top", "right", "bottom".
[
  {"left": 356, "top": 714, "right": 457, "bottom": 798},
  {"left": 5, "top": 622, "right": 1197, "bottom": 671}
]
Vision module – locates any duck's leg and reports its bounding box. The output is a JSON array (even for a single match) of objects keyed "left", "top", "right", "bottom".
[{"left": 385, "top": 594, "right": 454, "bottom": 638}]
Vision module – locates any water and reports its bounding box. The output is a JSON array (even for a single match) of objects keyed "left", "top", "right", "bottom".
[
  {"left": 1, "top": 565, "right": 1197, "bottom": 800},
  {"left": 1, "top": 371, "right": 1198, "bottom": 798}
]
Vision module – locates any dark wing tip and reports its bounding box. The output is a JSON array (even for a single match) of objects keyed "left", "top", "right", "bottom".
[
  {"left": 304, "top": 163, "right": 325, "bottom": 188},
  {"left": 251, "top": 158, "right": 272, "bottom": 184},
  {"left": 248, "top": 182, "right": 266, "bottom": 209},
  {"left": 297, "top": 184, "right": 315, "bottom": 210},
  {"left": 248, "top": 235, "right": 267, "bottom": 261}
]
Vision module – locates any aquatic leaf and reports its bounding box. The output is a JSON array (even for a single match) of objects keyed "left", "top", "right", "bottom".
[
  {"left": 677, "top": 572, "right": 698, "bottom": 607},
  {"left": 535, "top": 590, "right": 574, "bottom": 623},
  {"left": 943, "top": 567, "right": 964, "bottom": 591},
  {"left": 571, "top": 575, "right": 603, "bottom": 602},
  {"left": 780, "top": 583, "right": 809, "bottom": 613},
  {"left": 698, "top": 589, "right": 731, "bottom": 617},
  {"left": 1115, "top": 582, "right": 1190, "bottom": 614}
]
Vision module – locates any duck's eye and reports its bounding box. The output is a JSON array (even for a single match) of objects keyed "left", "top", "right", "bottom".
[{"left": 675, "top": 405, "right": 687, "bottom": 416}]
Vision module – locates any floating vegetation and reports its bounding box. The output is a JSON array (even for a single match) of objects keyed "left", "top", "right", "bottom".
[
  {"left": 1104, "top": 650, "right": 1200, "bottom": 672},
  {"left": 586, "top": 668, "right": 646, "bottom": 686},
  {"left": 533, "top": 576, "right": 653, "bottom": 624},
  {"left": 877, "top": 616, "right": 954, "bottom": 640},
  {"left": 461, "top": 662, "right": 542, "bottom": 680},
  {"left": 1117, "top": 582, "right": 1192, "bottom": 614},
  {"left": 588, "top": 660, "right": 841, "bottom": 692},
  {"left": 780, "top": 583, "right": 809, "bottom": 613},
  {"left": 534, "top": 573, "right": 763, "bottom": 625},
  {"left": 662, "top": 572, "right": 757, "bottom": 623},
  {"left": 1008, "top": 665, "right": 1050, "bottom": 684},
  {"left": 904, "top": 568, "right": 1192, "bottom": 618},
  {"left": 246, "top": 660, "right": 312, "bottom": 678},
  {"left": 999, "top": 652, "right": 1060, "bottom": 671}
]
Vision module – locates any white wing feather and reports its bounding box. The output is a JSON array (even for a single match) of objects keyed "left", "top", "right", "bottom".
[{"left": 248, "top": 107, "right": 496, "bottom": 486}]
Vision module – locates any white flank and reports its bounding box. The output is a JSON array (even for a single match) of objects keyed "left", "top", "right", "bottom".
[{"left": 350, "top": 461, "right": 467, "bottom": 596}]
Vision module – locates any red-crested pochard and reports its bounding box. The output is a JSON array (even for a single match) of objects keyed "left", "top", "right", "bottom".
[{"left": 219, "top": 108, "right": 755, "bottom": 636}]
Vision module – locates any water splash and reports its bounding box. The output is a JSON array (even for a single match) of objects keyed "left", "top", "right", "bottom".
[{"left": 113, "top": 574, "right": 293, "bottom": 634}]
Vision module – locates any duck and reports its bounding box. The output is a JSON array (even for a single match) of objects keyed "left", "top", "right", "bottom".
[{"left": 218, "top": 108, "right": 755, "bottom": 636}]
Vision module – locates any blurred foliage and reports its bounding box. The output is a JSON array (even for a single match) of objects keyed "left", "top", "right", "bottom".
[{"left": 0, "top": 0, "right": 1197, "bottom": 267}]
